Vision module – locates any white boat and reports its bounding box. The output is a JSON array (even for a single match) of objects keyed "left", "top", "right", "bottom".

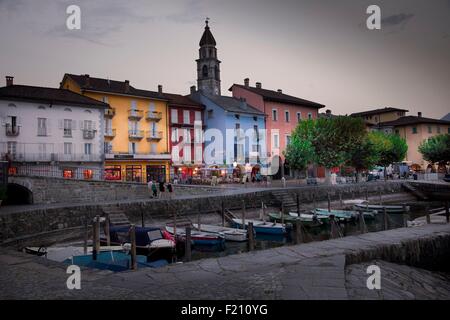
[
  {"left": 24, "top": 245, "right": 125, "bottom": 262},
  {"left": 231, "top": 218, "right": 286, "bottom": 235},
  {"left": 343, "top": 199, "right": 368, "bottom": 205},
  {"left": 354, "top": 203, "right": 410, "bottom": 213},
  {"left": 165, "top": 226, "right": 225, "bottom": 246},
  {"left": 192, "top": 223, "right": 248, "bottom": 242}
]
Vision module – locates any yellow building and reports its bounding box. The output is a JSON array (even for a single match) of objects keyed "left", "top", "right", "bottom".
[
  {"left": 351, "top": 107, "right": 408, "bottom": 130},
  {"left": 61, "top": 74, "right": 170, "bottom": 182},
  {"left": 377, "top": 113, "right": 450, "bottom": 170}
]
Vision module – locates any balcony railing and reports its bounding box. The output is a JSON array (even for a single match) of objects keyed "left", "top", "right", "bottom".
[
  {"left": 104, "top": 108, "right": 116, "bottom": 117},
  {"left": 128, "top": 130, "right": 144, "bottom": 139},
  {"left": 104, "top": 129, "right": 116, "bottom": 138},
  {"left": 6, "top": 124, "right": 20, "bottom": 136},
  {"left": 128, "top": 109, "right": 144, "bottom": 120},
  {"left": 4, "top": 153, "right": 102, "bottom": 162},
  {"left": 83, "top": 129, "right": 96, "bottom": 139},
  {"left": 145, "top": 111, "right": 162, "bottom": 121},
  {"left": 146, "top": 131, "right": 163, "bottom": 140}
]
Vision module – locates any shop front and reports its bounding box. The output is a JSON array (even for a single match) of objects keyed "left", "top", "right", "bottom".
[{"left": 105, "top": 158, "right": 170, "bottom": 183}]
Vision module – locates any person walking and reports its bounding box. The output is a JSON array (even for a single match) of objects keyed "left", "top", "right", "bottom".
[
  {"left": 167, "top": 181, "right": 173, "bottom": 199},
  {"left": 147, "top": 180, "right": 153, "bottom": 198},
  {"left": 159, "top": 180, "right": 165, "bottom": 199},
  {"left": 151, "top": 181, "right": 158, "bottom": 198}
]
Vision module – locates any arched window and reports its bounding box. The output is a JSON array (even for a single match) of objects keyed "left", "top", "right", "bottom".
[
  {"left": 209, "top": 48, "right": 212, "bottom": 57},
  {"left": 202, "top": 65, "right": 208, "bottom": 77},
  {"left": 8, "top": 103, "right": 17, "bottom": 108},
  {"left": 64, "top": 108, "right": 72, "bottom": 112},
  {"left": 215, "top": 66, "right": 219, "bottom": 81},
  {"left": 38, "top": 105, "right": 46, "bottom": 110}
]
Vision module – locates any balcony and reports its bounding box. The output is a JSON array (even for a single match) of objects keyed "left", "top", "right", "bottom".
[
  {"left": 128, "top": 130, "right": 144, "bottom": 140},
  {"left": 6, "top": 124, "right": 20, "bottom": 136},
  {"left": 83, "top": 129, "right": 96, "bottom": 139},
  {"left": 146, "top": 131, "right": 163, "bottom": 141},
  {"left": 145, "top": 111, "right": 162, "bottom": 122},
  {"left": 128, "top": 109, "right": 144, "bottom": 120},
  {"left": 104, "top": 108, "right": 116, "bottom": 118},
  {"left": 104, "top": 129, "right": 116, "bottom": 139},
  {"left": 2, "top": 152, "right": 102, "bottom": 162}
]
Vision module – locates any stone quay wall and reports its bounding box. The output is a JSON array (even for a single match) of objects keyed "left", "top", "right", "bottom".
[{"left": 0, "top": 181, "right": 405, "bottom": 246}]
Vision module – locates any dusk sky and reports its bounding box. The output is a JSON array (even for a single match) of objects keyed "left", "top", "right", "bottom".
[{"left": 1, "top": 0, "right": 449, "bottom": 118}]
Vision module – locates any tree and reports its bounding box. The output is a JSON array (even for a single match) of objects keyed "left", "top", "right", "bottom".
[
  {"left": 419, "top": 134, "right": 450, "bottom": 172},
  {"left": 346, "top": 136, "right": 379, "bottom": 182},
  {"left": 368, "top": 131, "right": 408, "bottom": 177},
  {"left": 283, "top": 133, "right": 315, "bottom": 177}
]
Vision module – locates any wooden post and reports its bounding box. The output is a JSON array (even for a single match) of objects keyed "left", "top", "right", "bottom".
[
  {"left": 365, "top": 188, "right": 368, "bottom": 201},
  {"left": 297, "top": 194, "right": 300, "bottom": 215},
  {"left": 327, "top": 192, "right": 331, "bottom": 212},
  {"left": 330, "top": 215, "right": 336, "bottom": 239},
  {"left": 351, "top": 189, "right": 355, "bottom": 200},
  {"left": 379, "top": 188, "right": 382, "bottom": 205},
  {"left": 141, "top": 211, "right": 145, "bottom": 228},
  {"left": 295, "top": 221, "right": 303, "bottom": 244},
  {"left": 262, "top": 202, "right": 266, "bottom": 222},
  {"left": 185, "top": 226, "right": 192, "bottom": 262},
  {"left": 260, "top": 201, "right": 264, "bottom": 220},
  {"left": 172, "top": 206, "right": 177, "bottom": 240},
  {"left": 383, "top": 207, "right": 388, "bottom": 230},
  {"left": 446, "top": 201, "right": 449, "bottom": 224},
  {"left": 339, "top": 191, "right": 343, "bottom": 208},
  {"left": 92, "top": 215, "right": 100, "bottom": 260},
  {"left": 221, "top": 201, "right": 225, "bottom": 227},
  {"left": 402, "top": 203, "right": 408, "bottom": 227},
  {"left": 83, "top": 217, "right": 88, "bottom": 254},
  {"left": 105, "top": 215, "right": 111, "bottom": 247},
  {"left": 197, "top": 203, "right": 202, "bottom": 231},
  {"left": 248, "top": 222, "right": 255, "bottom": 251},
  {"left": 426, "top": 205, "right": 431, "bottom": 224},
  {"left": 358, "top": 211, "right": 365, "bottom": 234},
  {"left": 241, "top": 200, "right": 246, "bottom": 230},
  {"left": 130, "top": 224, "right": 137, "bottom": 270},
  {"left": 313, "top": 193, "right": 316, "bottom": 211}
]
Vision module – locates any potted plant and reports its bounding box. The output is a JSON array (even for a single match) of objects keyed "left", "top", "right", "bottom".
[{"left": 0, "top": 186, "right": 7, "bottom": 207}]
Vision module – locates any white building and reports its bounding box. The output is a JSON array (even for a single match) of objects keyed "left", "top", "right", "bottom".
[{"left": 0, "top": 76, "right": 109, "bottom": 179}]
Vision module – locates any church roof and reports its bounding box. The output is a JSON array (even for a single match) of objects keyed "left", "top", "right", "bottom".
[{"left": 199, "top": 20, "right": 216, "bottom": 46}]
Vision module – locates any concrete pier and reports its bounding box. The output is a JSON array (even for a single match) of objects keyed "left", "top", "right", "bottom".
[{"left": 1, "top": 223, "right": 449, "bottom": 300}]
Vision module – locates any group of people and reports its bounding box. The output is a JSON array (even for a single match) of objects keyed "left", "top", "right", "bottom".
[{"left": 147, "top": 180, "right": 174, "bottom": 199}]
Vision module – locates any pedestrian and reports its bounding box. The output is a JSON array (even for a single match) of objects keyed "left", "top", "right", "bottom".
[
  {"left": 167, "top": 181, "right": 173, "bottom": 199},
  {"left": 147, "top": 179, "right": 153, "bottom": 198},
  {"left": 159, "top": 180, "right": 165, "bottom": 199},
  {"left": 151, "top": 181, "right": 158, "bottom": 198}
]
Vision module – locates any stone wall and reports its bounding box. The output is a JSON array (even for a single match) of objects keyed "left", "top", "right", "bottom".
[
  {"left": 7, "top": 175, "right": 222, "bottom": 204},
  {"left": 408, "top": 181, "right": 450, "bottom": 201}
]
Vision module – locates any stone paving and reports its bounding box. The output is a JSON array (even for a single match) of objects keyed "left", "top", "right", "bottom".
[{"left": 1, "top": 223, "right": 449, "bottom": 300}]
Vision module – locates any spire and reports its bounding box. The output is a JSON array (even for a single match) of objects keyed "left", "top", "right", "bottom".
[{"left": 199, "top": 18, "right": 216, "bottom": 46}]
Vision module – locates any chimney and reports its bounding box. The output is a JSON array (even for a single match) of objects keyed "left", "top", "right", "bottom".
[
  {"left": 255, "top": 82, "right": 262, "bottom": 89},
  {"left": 190, "top": 85, "right": 196, "bottom": 95},
  {"left": 84, "top": 74, "right": 90, "bottom": 87},
  {"left": 418, "top": 112, "right": 422, "bottom": 118},
  {"left": 326, "top": 109, "right": 331, "bottom": 115},
  {"left": 5, "top": 76, "right": 14, "bottom": 87},
  {"left": 277, "top": 89, "right": 282, "bottom": 94},
  {"left": 124, "top": 80, "right": 130, "bottom": 93},
  {"left": 158, "top": 85, "right": 163, "bottom": 94},
  {"left": 244, "top": 78, "right": 249, "bottom": 87}
]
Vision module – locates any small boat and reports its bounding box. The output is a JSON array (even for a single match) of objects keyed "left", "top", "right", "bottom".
[
  {"left": 313, "top": 208, "right": 376, "bottom": 220},
  {"left": 23, "top": 246, "right": 47, "bottom": 257},
  {"left": 231, "top": 218, "right": 286, "bottom": 235},
  {"left": 343, "top": 199, "right": 368, "bottom": 205},
  {"left": 268, "top": 212, "right": 323, "bottom": 228},
  {"left": 192, "top": 223, "right": 248, "bottom": 242},
  {"left": 165, "top": 226, "right": 225, "bottom": 246},
  {"left": 354, "top": 203, "right": 409, "bottom": 213}
]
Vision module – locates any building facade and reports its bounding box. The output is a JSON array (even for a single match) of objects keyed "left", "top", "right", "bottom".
[
  {"left": 0, "top": 76, "right": 108, "bottom": 179},
  {"left": 229, "top": 79, "right": 324, "bottom": 177},
  {"left": 61, "top": 74, "right": 171, "bottom": 182},
  {"left": 351, "top": 107, "right": 408, "bottom": 128}
]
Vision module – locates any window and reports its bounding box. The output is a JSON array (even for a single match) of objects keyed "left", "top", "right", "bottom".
[
  {"left": 64, "top": 119, "right": 72, "bottom": 137},
  {"left": 272, "top": 109, "right": 278, "bottom": 121},
  {"left": 286, "top": 135, "right": 291, "bottom": 146},
  {"left": 84, "top": 143, "right": 92, "bottom": 155},
  {"left": 171, "top": 109, "right": 178, "bottom": 123},
  {"left": 104, "top": 142, "right": 113, "bottom": 154},
  {"left": 297, "top": 112, "right": 302, "bottom": 122},
  {"left": 149, "top": 102, "right": 156, "bottom": 112},
  {"left": 183, "top": 145, "right": 191, "bottom": 162},
  {"left": 194, "top": 127, "right": 202, "bottom": 143},
  {"left": 308, "top": 112, "right": 313, "bottom": 120},
  {"left": 184, "top": 129, "right": 191, "bottom": 143},
  {"left": 202, "top": 65, "right": 208, "bottom": 77},
  {"left": 84, "top": 120, "right": 93, "bottom": 131},
  {"left": 105, "top": 165, "right": 121, "bottom": 181},
  {"left": 63, "top": 143, "right": 72, "bottom": 155},
  {"left": 131, "top": 100, "right": 137, "bottom": 109},
  {"left": 412, "top": 127, "right": 418, "bottom": 134},
  {"left": 437, "top": 126, "right": 441, "bottom": 134},
  {"left": 63, "top": 169, "right": 74, "bottom": 179},
  {"left": 215, "top": 66, "right": 219, "bottom": 81},
  {"left": 83, "top": 170, "right": 93, "bottom": 180},
  {"left": 273, "top": 133, "right": 279, "bottom": 149},
  {"left": 129, "top": 142, "right": 137, "bottom": 154},
  {"left": 7, "top": 141, "right": 17, "bottom": 155},
  {"left": 207, "top": 110, "right": 213, "bottom": 119},
  {"left": 428, "top": 126, "right": 432, "bottom": 134},
  {"left": 126, "top": 165, "right": 142, "bottom": 182},
  {"left": 38, "top": 118, "right": 47, "bottom": 136},
  {"left": 38, "top": 143, "right": 47, "bottom": 160},
  {"left": 285, "top": 111, "right": 290, "bottom": 122},
  {"left": 183, "top": 110, "right": 190, "bottom": 124},
  {"left": 195, "top": 111, "right": 201, "bottom": 121},
  {"left": 172, "top": 128, "right": 179, "bottom": 143}
]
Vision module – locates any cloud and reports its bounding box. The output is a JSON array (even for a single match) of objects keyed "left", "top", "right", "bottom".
[{"left": 381, "top": 13, "right": 414, "bottom": 27}]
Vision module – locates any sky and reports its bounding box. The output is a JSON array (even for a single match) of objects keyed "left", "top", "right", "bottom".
[{"left": 0, "top": 0, "right": 449, "bottom": 118}]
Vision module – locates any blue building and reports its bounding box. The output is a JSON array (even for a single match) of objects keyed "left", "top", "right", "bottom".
[{"left": 190, "top": 91, "right": 266, "bottom": 177}]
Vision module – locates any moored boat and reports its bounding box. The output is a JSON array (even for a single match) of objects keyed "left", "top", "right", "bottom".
[
  {"left": 354, "top": 203, "right": 409, "bottom": 213},
  {"left": 231, "top": 218, "right": 286, "bottom": 235},
  {"left": 268, "top": 212, "right": 323, "bottom": 228},
  {"left": 165, "top": 226, "right": 226, "bottom": 246},
  {"left": 192, "top": 223, "right": 248, "bottom": 242},
  {"left": 313, "top": 208, "right": 376, "bottom": 220}
]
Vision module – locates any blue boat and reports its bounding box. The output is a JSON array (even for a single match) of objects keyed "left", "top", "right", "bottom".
[{"left": 231, "top": 218, "right": 286, "bottom": 235}]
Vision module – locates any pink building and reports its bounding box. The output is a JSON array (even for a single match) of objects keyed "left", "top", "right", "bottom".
[{"left": 229, "top": 79, "right": 324, "bottom": 177}]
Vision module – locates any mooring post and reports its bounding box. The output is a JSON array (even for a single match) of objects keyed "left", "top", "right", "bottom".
[
  {"left": 339, "top": 191, "right": 343, "bottom": 208},
  {"left": 313, "top": 193, "right": 316, "bottom": 211},
  {"left": 426, "top": 205, "right": 431, "bottom": 224},
  {"left": 262, "top": 202, "right": 266, "bottom": 222},
  {"left": 358, "top": 211, "right": 365, "bottom": 234},
  {"left": 365, "top": 188, "right": 368, "bottom": 201},
  {"left": 383, "top": 207, "right": 388, "bottom": 230},
  {"left": 130, "top": 224, "right": 137, "bottom": 270},
  {"left": 327, "top": 192, "right": 331, "bottom": 212},
  {"left": 141, "top": 210, "right": 145, "bottom": 228},
  {"left": 379, "top": 187, "right": 382, "bottom": 205},
  {"left": 198, "top": 203, "right": 202, "bottom": 231},
  {"left": 248, "top": 222, "right": 255, "bottom": 251},
  {"left": 241, "top": 200, "right": 246, "bottom": 230},
  {"left": 83, "top": 217, "right": 88, "bottom": 254},
  {"left": 185, "top": 226, "right": 192, "bottom": 262},
  {"left": 105, "top": 214, "right": 111, "bottom": 247},
  {"left": 172, "top": 205, "right": 177, "bottom": 239},
  {"left": 351, "top": 189, "right": 355, "bottom": 200},
  {"left": 402, "top": 203, "right": 408, "bottom": 227},
  {"left": 92, "top": 215, "right": 100, "bottom": 260},
  {"left": 446, "top": 201, "right": 449, "bottom": 224},
  {"left": 330, "top": 215, "right": 336, "bottom": 239},
  {"left": 295, "top": 221, "right": 303, "bottom": 244},
  {"left": 297, "top": 194, "right": 300, "bottom": 215},
  {"left": 221, "top": 200, "right": 225, "bottom": 227},
  {"left": 281, "top": 202, "right": 285, "bottom": 224}
]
